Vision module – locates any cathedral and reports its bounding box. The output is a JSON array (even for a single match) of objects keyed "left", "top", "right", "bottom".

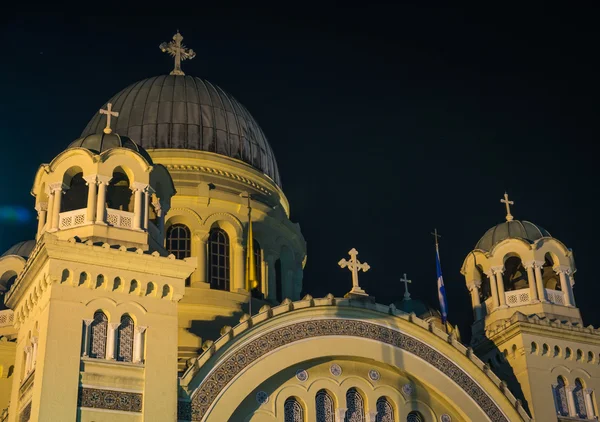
[{"left": 0, "top": 32, "right": 598, "bottom": 422}]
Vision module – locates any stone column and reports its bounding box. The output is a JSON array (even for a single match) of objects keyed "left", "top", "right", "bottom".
[
  {"left": 46, "top": 190, "right": 55, "bottom": 232},
  {"left": 83, "top": 175, "right": 98, "bottom": 224},
  {"left": 233, "top": 240, "right": 245, "bottom": 292},
  {"left": 143, "top": 189, "right": 150, "bottom": 231},
  {"left": 132, "top": 184, "right": 145, "bottom": 230},
  {"left": 492, "top": 266, "right": 506, "bottom": 307},
  {"left": 31, "top": 337, "right": 38, "bottom": 370},
  {"left": 82, "top": 319, "right": 93, "bottom": 357},
  {"left": 556, "top": 266, "right": 574, "bottom": 307},
  {"left": 96, "top": 179, "right": 108, "bottom": 224},
  {"left": 106, "top": 322, "right": 119, "bottom": 360},
  {"left": 486, "top": 270, "right": 499, "bottom": 310},
  {"left": 566, "top": 385, "right": 577, "bottom": 417},
  {"left": 468, "top": 281, "right": 483, "bottom": 320},
  {"left": 584, "top": 388, "right": 594, "bottom": 418},
  {"left": 49, "top": 183, "right": 66, "bottom": 231},
  {"left": 133, "top": 326, "right": 147, "bottom": 363},
  {"left": 265, "top": 253, "right": 277, "bottom": 301},
  {"left": 194, "top": 231, "right": 209, "bottom": 283},
  {"left": 35, "top": 202, "right": 48, "bottom": 239},
  {"left": 523, "top": 261, "right": 539, "bottom": 302},
  {"left": 533, "top": 261, "right": 546, "bottom": 302}
]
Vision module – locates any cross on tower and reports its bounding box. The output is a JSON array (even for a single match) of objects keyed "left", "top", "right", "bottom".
[
  {"left": 159, "top": 31, "right": 196, "bottom": 76},
  {"left": 500, "top": 192, "right": 514, "bottom": 221},
  {"left": 338, "top": 248, "right": 370, "bottom": 296},
  {"left": 400, "top": 273, "right": 412, "bottom": 300},
  {"left": 99, "top": 103, "right": 119, "bottom": 134}
]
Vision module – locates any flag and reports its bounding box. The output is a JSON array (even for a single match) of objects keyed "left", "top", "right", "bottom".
[{"left": 436, "top": 245, "right": 449, "bottom": 323}]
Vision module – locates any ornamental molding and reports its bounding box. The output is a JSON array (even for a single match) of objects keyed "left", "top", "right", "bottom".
[
  {"left": 164, "top": 164, "right": 271, "bottom": 196},
  {"left": 180, "top": 318, "right": 512, "bottom": 422},
  {"left": 77, "top": 386, "right": 142, "bottom": 412},
  {"left": 168, "top": 207, "right": 203, "bottom": 226}
]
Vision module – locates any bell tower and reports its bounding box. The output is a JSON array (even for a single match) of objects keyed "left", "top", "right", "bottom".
[
  {"left": 461, "top": 194, "right": 600, "bottom": 421},
  {"left": 5, "top": 128, "right": 196, "bottom": 421}
]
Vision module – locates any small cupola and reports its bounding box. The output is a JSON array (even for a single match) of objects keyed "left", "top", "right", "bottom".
[
  {"left": 31, "top": 104, "right": 175, "bottom": 251},
  {"left": 461, "top": 193, "right": 579, "bottom": 341}
]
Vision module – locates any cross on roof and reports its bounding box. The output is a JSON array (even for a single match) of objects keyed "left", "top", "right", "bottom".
[
  {"left": 400, "top": 273, "right": 412, "bottom": 300},
  {"left": 159, "top": 31, "right": 196, "bottom": 76},
  {"left": 338, "top": 248, "right": 370, "bottom": 296},
  {"left": 500, "top": 192, "right": 514, "bottom": 221},
  {"left": 99, "top": 103, "right": 119, "bottom": 134},
  {"left": 431, "top": 228, "right": 441, "bottom": 248}
]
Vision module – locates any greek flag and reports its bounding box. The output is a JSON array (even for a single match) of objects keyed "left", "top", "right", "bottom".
[{"left": 436, "top": 246, "right": 448, "bottom": 323}]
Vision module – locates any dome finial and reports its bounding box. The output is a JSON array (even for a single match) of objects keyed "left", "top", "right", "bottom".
[
  {"left": 159, "top": 30, "right": 196, "bottom": 76},
  {"left": 500, "top": 192, "right": 514, "bottom": 221},
  {"left": 99, "top": 103, "right": 119, "bottom": 134}
]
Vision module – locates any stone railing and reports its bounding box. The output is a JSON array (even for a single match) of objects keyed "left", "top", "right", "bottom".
[
  {"left": 505, "top": 288, "right": 531, "bottom": 306},
  {"left": 546, "top": 288, "right": 565, "bottom": 305},
  {"left": 0, "top": 310, "right": 14, "bottom": 328},
  {"left": 106, "top": 209, "right": 134, "bottom": 229},
  {"left": 58, "top": 208, "right": 86, "bottom": 229}
]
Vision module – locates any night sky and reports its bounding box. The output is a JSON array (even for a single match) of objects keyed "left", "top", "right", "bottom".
[{"left": 1, "top": 5, "right": 599, "bottom": 341}]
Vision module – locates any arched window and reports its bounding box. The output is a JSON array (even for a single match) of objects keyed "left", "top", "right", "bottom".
[
  {"left": 407, "top": 411, "right": 424, "bottom": 422},
  {"left": 284, "top": 397, "right": 304, "bottom": 422},
  {"left": 316, "top": 389, "right": 334, "bottom": 422},
  {"left": 89, "top": 311, "right": 108, "bottom": 359},
  {"left": 275, "top": 258, "right": 282, "bottom": 302},
  {"left": 62, "top": 171, "right": 87, "bottom": 212},
  {"left": 503, "top": 256, "right": 529, "bottom": 291},
  {"left": 376, "top": 397, "right": 394, "bottom": 422},
  {"left": 542, "top": 253, "right": 561, "bottom": 290},
  {"left": 208, "top": 228, "right": 230, "bottom": 291},
  {"left": 117, "top": 314, "right": 134, "bottom": 362},
  {"left": 574, "top": 378, "right": 588, "bottom": 418},
  {"left": 345, "top": 388, "right": 365, "bottom": 422},
  {"left": 166, "top": 224, "right": 191, "bottom": 260},
  {"left": 106, "top": 169, "right": 133, "bottom": 211},
  {"left": 553, "top": 376, "right": 569, "bottom": 416}
]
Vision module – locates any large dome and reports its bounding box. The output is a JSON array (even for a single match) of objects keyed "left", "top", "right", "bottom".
[
  {"left": 475, "top": 220, "right": 551, "bottom": 251},
  {"left": 81, "top": 75, "right": 281, "bottom": 186}
]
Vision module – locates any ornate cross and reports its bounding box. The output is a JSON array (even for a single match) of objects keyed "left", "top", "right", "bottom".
[
  {"left": 338, "top": 248, "right": 370, "bottom": 295},
  {"left": 160, "top": 31, "right": 196, "bottom": 76},
  {"left": 500, "top": 192, "right": 514, "bottom": 221},
  {"left": 401, "top": 273, "right": 412, "bottom": 300},
  {"left": 99, "top": 103, "right": 119, "bottom": 134}
]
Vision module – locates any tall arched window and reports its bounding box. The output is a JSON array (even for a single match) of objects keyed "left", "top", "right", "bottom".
[
  {"left": 166, "top": 224, "right": 191, "bottom": 260},
  {"left": 316, "top": 389, "right": 334, "bottom": 422},
  {"left": 284, "top": 397, "right": 304, "bottom": 422},
  {"left": 503, "top": 256, "right": 529, "bottom": 291},
  {"left": 407, "top": 411, "right": 424, "bottom": 422},
  {"left": 117, "top": 314, "right": 134, "bottom": 362},
  {"left": 107, "top": 169, "right": 133, "bottom": 211},
  {"left": 89, "top": 311, "right": 108, "bottom": 359},
  {"left": 553, "top": 376, "right": 569, "bottom": 416},
  {"left": 62, "top": 172, "right": 87, "bottom": 212},
  {"left": 376, "top": 397, "right": 394, "bottom": 422},
  {"left": 208, "top": 228, "right": 230, "bottom": 291},
  {"left": 574, "top": 378, "right": 588, "bottom": 418},
  {"left": 345, "top": 388, "right": 365, "bottom": 422}
]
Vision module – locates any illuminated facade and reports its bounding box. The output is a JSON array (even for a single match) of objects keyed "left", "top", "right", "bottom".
[{"left": 0, "top": 32, "right": 596, "bottom": 422}]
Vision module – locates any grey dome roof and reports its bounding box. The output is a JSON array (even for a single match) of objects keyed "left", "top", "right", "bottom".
[
  {"left": 68, "top": 133, "right": 153, "bottom": 164},
  {"left": 475, "top": 220, "right": 551, "bottom": 251},
  {"left": 2, "top": 240, "right": 35, "bottom": 258},
  {"left": 81, "top": 75, "right": 281, "bottom": 186}
]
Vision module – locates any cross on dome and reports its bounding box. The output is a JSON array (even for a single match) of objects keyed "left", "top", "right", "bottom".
[
  {"left": 159, "top": 31, "right": 196, "bottom": 76},
  {"left": 338, "top": 248, "right": 370, "bottom": 296},
  {"left": 500, "top": 192, "right": 514, "bottom": 222},
  {"left": 401, "top": 273, "right": 412, "bottom": 300},
  {"left": 99, "top": 103, "right": 119, "bottom": 134}
]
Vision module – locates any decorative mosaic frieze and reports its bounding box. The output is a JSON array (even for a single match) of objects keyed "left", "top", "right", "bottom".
[
  {"left": 78, "top": 387, "right": 142, "bottom": 413},
  {"left": 182, "top": 319, "right": 509, "bottom": 422}
]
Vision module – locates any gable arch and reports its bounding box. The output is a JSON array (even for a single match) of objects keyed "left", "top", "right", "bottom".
[
  {"left": 487, "top": 239, "right": 534, "bottom": 268},
  {"left": 181, "top": 307, "right": 528, "bottom": 422},
  {"left": 203, "top": 212, "right": 243, "bottom": 240}
]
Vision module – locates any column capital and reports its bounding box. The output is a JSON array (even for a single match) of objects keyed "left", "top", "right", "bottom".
[
  {"left": 46, "top": 182, "right": 68, "bottom": 194},
  {"left": 35, "top": 202, "right": 48, "bottom": 212},
  {"left": 31, "top": 336, "right": 38, "bottom": 345},
  {"left": 532, "top": 260, "right": 545, "bottom": 269},
  {"left": 108, "top": 322, "right": 120, "bottom": 330},
  {"left": 522, "top": 260, "right": 536, "bottom": 269},
  {"left": 96, "top": 175, "right": 112, "bottom": 185},
  {"left": 554, "top": 265, "right": 572, "bottom": 275},
  {"left": 24, "top": 345, "right": 32, "bottom": 354},
  {"left": 585, "top": 388, "right": 594, "bottom": 395},
  {"left": 135, "top": 326, "right": 147, "bottom": 335},
  {"left": 565, "top": 385, "right": 576, "bottom": 392},
  {"left": 193, "top": 229, "right": 210, "bottom": 242},
  {"left": 491, "top": 266, "right": 504, "bottom": 275},
  {"left": 131, "top": 182, "right": 149, "bottom": 192},
  {"left": 467, "top": 280, "right": 482, "bottom": 291},
  {"left": 83, "top": 174, "right": 99, "bottom": 185},
  {"left": 83, "top": 319, "right": 94, "bottom": 327}
]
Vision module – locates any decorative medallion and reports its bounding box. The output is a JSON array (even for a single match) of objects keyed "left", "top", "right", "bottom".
[
  {"left": 186, "top": 318, "right": 510, "bottom": 422},
  {"left": 441, "top": 414, "right": 452, "bottom": 422},
  {"left": 368, "top": 369, "right": 380, "bottom": 381},
  {"left": 295, "top": 369, "right": 308, "bottom": 382},
  {"left": 256, "top": 391, "right": 269, "bottom": 405},
  {"left": 402, "top": 383, "right": 414, "bottom": 396},
  {"left": 330, "top": 364, "right": 342, "bottom": 377}
]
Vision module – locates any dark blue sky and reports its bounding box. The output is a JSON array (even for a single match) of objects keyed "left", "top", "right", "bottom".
[{"left": 1, "top": 4, "right": 598, "bottom": 340}]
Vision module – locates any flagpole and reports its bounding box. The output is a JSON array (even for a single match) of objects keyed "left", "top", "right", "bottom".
[{"left": 432, "top": 228, "right": 449, "bottom": 334}]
